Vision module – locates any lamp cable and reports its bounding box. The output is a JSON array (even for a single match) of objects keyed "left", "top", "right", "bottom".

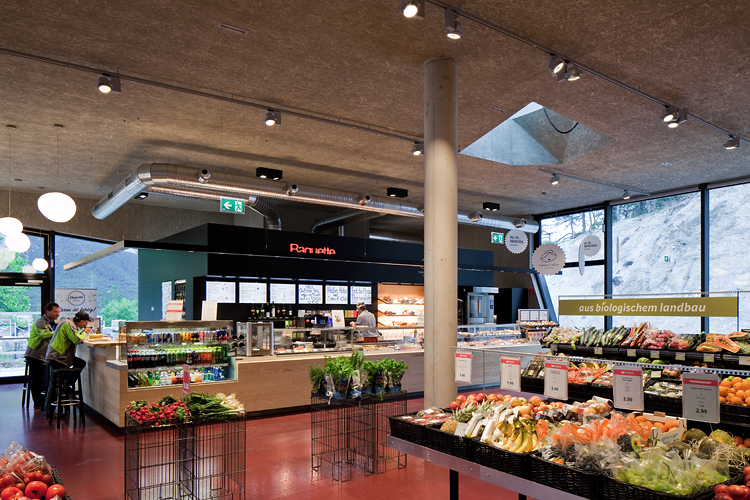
[{"left": 543, "top": 108, "right": 578, "bottom": 134}]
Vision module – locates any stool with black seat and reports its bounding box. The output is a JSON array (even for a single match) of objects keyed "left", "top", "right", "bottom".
[
  {"left": 47, "top": 366, "right": 85, "bottom": 428},
  {"left": 22, "top": 359, "right": 30, "bottom": 408}
]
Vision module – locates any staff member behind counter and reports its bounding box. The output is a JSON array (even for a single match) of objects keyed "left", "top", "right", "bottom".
[
  {"left": 349, "top": 302, "right": 379, "bottom": 342},
  {"left": 44, "top": 311, "right": 91, "bottom": 418}
]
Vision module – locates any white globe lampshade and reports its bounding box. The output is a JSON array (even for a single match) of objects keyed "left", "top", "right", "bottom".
[
  {"left": 37, "top": 192, "right": 77, "bottom": 223},
  {"left": 32, "top": 258, "right": 48, "bottom": 271},
  {"left": 0, "top": 217, "right": 23, "bottom": 236},
  {"left": 5, "top": 232, "right": 30, "bottom": 253},
  {"left": 22, "top": 264, "right": 35, "bottom": 274}
]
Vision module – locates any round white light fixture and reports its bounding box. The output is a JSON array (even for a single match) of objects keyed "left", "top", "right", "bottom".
[
  {"left": 402, "top": 2, "right": 419, "bottom": 17},
  {"left": 5, "top": 232, "right": 30, "bottom": 253},
  {"left": 38, "top": 192, "right": 77, "bottom": 223},
  {"left": 98, "top": 76, "right": 112, "bottom": 93},
  {"left": 22, "top": 264, "right": 35, "bottom": 273},
  {"left": 0, "top": 217, "right": 23, "bottom": 236},
  {"left": 32, "top": 258, "right": 48, "bottom": 272}
]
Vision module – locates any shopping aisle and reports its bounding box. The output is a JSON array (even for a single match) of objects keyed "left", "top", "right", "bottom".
[{"left": 0, "top": 384, "right": 530, "bottom": 500}]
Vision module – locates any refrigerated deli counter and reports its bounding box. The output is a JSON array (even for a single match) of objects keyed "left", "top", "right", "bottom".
[{"left": 78, "top": 320, "right": 542, "bottom": 427}]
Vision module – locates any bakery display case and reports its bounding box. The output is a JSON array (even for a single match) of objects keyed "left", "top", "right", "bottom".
[
  {"left": 271, "top": 325, "right": 425, "bottom": 355},
  {"left": 124, "top": 320, "right": 236, "bottom": 388},
  {"left": 456, "top": 323, "right": 526, "bottom": 347}
]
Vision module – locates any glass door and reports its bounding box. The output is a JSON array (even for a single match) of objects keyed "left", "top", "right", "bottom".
[{"left": 0, "top": 285, "right": 42, "bottom": 377}]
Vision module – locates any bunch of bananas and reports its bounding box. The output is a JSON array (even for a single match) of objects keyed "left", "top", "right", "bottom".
[{"left": 484, "top": 415, "right": 539, "bottom": 453}]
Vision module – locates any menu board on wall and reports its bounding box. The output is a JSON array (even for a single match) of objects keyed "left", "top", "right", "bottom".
[
  {"left": 239, "top": 282, "right": 267, "bottom": 303},
  {"left": 298, "top": 284, "right": 323, "bottom": 304},
  {"left": 206, "top": 281, "right": 236, "bottom": 303},
  {"left": 326, "top": 285, "right": 349, "bottom": 304},
  {"left": 270, "top": 283, "right": 296, "bottom": 303},
  {"left": 350, "top": 286, "right": 372, "bottom": 305}
]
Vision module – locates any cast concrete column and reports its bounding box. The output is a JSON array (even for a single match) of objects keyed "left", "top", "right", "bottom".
[{"left": 423, "top": 57, "right": 458, "bottom": 408}]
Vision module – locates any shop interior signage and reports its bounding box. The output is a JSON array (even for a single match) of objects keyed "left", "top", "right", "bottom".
[
  {"left": 558, "top": 297, "right": 738, "bottom": 317},
  {"left": 289, "top": 243, "right": 336, "bottom": 255}
]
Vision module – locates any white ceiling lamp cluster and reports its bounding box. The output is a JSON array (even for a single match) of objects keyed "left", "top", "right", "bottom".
[
  {"left": 38, "top": 125, "right": 77, "bottom": 223},
  {"left": 661, "top": 105, "right": 687, "bottom": 129},
  {"left": 547, "top": 55, "right": 583, "bottom": 82},
  {"left": 397, "top": 2, "right": 465, "bottom": 39}
]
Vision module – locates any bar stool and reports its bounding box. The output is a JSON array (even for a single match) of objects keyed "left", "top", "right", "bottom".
[
  {"left": 48, "top": 367, "right": 85, "bottom": 429},
  {"left": 21, "top": 358, "right": 30, "bottom": 408}
]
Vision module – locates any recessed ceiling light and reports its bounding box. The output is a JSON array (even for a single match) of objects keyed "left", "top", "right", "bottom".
[
  {"left": 482, "top": 201, "right": 499, "bottom": 211},
  {"left": 387, "top": 187, "right": 408, "bottom": 198},
  {"left": 134, "top": 192, "right": 148, "bottom": 200}
]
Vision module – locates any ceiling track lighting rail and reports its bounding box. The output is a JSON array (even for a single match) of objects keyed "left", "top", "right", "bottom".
[
  {"left": 0, "top": 47, "right": 421, "bottom": 144},
  {"left": 421, "top": 1, "right": 748, "bottom": 147},
  {"left": 539, "top": 168, "right": 649, "bottom": 197}
]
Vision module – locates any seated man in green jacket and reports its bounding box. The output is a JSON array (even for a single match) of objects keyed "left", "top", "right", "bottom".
[
  {"left": 44, "top": 310, "right": 91, "bottom": 418},
  {"left": 25, "top": 302, "right": 60, "bottom": 410}
]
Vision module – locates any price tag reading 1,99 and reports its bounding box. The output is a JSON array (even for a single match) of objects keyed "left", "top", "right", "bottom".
[
  {"left": 682, "top": 373, "right": 720, "bottom": 423},
  {"left": 613, "top": 366, "right": 644, "bottom": 411},
  {"left": 544, "top": 360, "right": 569, "bottom": 400},
  {"left": 454, "top": 352, "right": 473, "bottom": 383},
  {"left": 500, "top": 356, "right": 521, "bottom": 391}
]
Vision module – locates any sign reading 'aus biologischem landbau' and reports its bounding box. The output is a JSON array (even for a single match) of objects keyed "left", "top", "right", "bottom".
[
  {"left": 558, "top": 297, "right": 737, "bottom": 317},
  {"left": 55, "top": 288, "right": 97, "bottom": 318}
]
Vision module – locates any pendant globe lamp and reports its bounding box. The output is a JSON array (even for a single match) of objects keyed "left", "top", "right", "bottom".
[
  {"left": 38, "top": 125, "right": 76, "bottom": 223},
  {"left": 5, "top": 232, "right": 30, "bottom": 253},
  {"left": 32, "top": 258, "right": 49, "bottom": 271},
  {"left": 0, "top": 125, "right": 23, "bottom": 236}
]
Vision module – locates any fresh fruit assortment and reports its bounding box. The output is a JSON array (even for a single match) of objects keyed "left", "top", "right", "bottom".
[
  {"left": 0, "top": 442, "right": 66, "bottom": 500},
  {"left": 126, "top": 392, "right": 244, "bottom": 426},
  {"left": 644, "top": 380, "right": 683, "bottom": 398},
  {"left": 720, "top": 376, "right": 750, "bottom": 406}
]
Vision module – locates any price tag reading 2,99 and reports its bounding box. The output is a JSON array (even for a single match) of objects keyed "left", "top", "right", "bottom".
[
  {"left": 500, "top": 356, "right": 521, "bottom": 391},
  {"left": 682, "top": 373, "right": 720, "bottom": 423},
  {"left": 613, "top": 366, "right": 644, "bottom": 411},
  {"left": 544, "top": 360, "right": 569, "bottom": 400}
]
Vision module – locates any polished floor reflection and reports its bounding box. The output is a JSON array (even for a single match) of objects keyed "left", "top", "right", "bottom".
[{"left": 0, "top": 384, "right": 530, "bottom": 499}]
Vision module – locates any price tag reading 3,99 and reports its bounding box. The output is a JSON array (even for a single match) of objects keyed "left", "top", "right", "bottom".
[
  {"left": 613, "top": 367, "right": 644, "bottom": 411},
  {"left": 500, "top": 356, "right": 521, "bottom": 391},
  {"left": 454, "top": 352, "right": 473, "bottom": 383},
  {"left": 682, "top": 373, "right": 720, "bottom": 423},
  {"left": 544, "top": 360, "right": 569, "bottom": 400}
]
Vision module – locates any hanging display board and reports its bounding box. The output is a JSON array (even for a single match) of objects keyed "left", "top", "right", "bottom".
[
  {"left": 350, "top": 286, "right": 372, "bottom": 305},
  {"left": 581, "top": 234, "right": 602, "bottom": 257},
  {"left": 532, "top": 244, "right": 566, "bottom": 276},
  {"left": 239, "top": 282, "right": 267, "bottom": 303},
  {"left": 613, "top": 366, "right": 644, "bottom": 411},
  {"left": 325, "top": 285, "right": 349, "bottom": 304},
  {"left": 206, "top": 281, "right": 235, "bottom": 303},
  {"left": 298, "top": 284, "right": 323, "bottom": 304},
  {"left": 55, "top": 288, "right": 97, "bottom": 318},
  {"left": 505, "top": 229, "right": 528, "bottom": 254},
  {"left": 270, "top": 283, "right": 296, "bottom": 303},
  {"left": 558, "top": 296, "right": 737, "bottom": 317}
]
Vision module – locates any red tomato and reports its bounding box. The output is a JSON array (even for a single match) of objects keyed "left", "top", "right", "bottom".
[
  {"left": 745, "top": 466, "right": 750, "bottom": 476},
  {"left": 0, "top": 477, "right": 13, "bottom": 489},
  {"left": 0, "top": 487, "right": 23, "bottom": 500},
  {"left": 24, "top": 471, "right": 43, "bottom": 484},
  {"left": 716, "top": 485, "right": 729, "bottom": 494},
  {"left": 11, "top": 484, "right": 23, "bottom": 492},
  {"left": 25, "top": 481, "right": 47, "bottom": 499},
  {"left": 40, "top": 475, "right": 52, "bottom": 487},
  {"left": 45, "top": 484, "right": 65, "bottom": 500}
]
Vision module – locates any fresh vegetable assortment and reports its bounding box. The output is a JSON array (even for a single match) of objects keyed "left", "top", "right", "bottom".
[
  {"left": 126, "top": 392, "right": 244, "bottom": 426},
  {"left": 0, "top": 442, "right": 66, "bottom": 500},
  {"left": 308, "top": 351, "right": 408, "bottom": 398}
]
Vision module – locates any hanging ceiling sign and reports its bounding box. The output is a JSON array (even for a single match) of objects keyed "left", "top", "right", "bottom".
[
  {"left": 505, "top": 229, "right": 528, "bottom": 254},
  {"left": 532, "top": 243, "right": 566, "bottom": 276},
  {"left": 558, "top": 297, "right": 738, "bottom": 317},
  {"left": 581, "top": 234, "right": 602, "bottom": 257}
]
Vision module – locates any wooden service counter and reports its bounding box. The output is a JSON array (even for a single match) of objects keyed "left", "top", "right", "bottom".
[{"left": 77, "top": 342, "right": 543, "bottom": 428}]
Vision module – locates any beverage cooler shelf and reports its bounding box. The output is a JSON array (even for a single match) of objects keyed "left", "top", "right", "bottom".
[{"left": 128, "top": 363, "right": 229, "bottom": 374}]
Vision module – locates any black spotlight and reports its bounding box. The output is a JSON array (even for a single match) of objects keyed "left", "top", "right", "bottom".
[
  {"left": 134, "top": 192, "right": 148, "bottom": 200},
  {"left": 270, "top": 169, "right": 283, "bottom": 180},
  {"left": 483, "top": 202, "right": 499, "bottom": 211},
  {"left": 256, "top": 167, "right": 269, "bottom": 179},
  {"left": 387, "top": 187, "right": 408, "bottom": 198}
]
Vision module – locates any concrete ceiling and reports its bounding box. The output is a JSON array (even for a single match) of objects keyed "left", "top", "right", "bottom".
[{"left": 0, "top": 0, "right": 748, "bottom": 234}]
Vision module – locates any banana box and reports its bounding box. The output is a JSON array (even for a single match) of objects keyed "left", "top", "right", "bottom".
[{"left": 631, "top": 411, "right": 686, "bottom": 445}]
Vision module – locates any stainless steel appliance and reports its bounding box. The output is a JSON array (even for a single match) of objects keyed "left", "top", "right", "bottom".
[{"left": 466, "top": 287, "right": 498, "bottom": 324}]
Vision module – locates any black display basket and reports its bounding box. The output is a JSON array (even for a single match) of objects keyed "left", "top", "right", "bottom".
[
  {"left": 601, "top": 472, "right": 742, "bottom": 500},
  {"left": 472, "top": 441, "right": 527, "bottom": 478},
  {"left": 567, "top": 383, "right": 593, "bottom": 402},
  {"left": 527, "top": 453, "right": 600, "bottom": 499},
  {"left": 521, "top": 376, "right": 544, "bottom": 395},
  {"left": 423, "top": 426, "right": 474, "bottom": 462},
  {"left": 591, "top": 384, "right": 614, "bottom": 400},
  {"left": 388, "top": 415, "right": 435, "bottom": 446},
  {"left": 720, "top": 402, "right": 750, "bottom": 425},
  {"left": 49, "top": 465, "right": 72, "bottom": 500},
  {"left": 643, "top": 379, "right": 683, "bottom": 416}
]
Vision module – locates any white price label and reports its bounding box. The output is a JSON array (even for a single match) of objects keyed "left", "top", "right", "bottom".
[
  {"left": 740, "top": 357, "right": 750, "bottom": 366},
  {"left": 650, "top": 350, "right": 660, "bottom": 359},
  {"left": 651, "top": 371, "right": 662, "bottom": 378},
  {"left": 500, "top": 356, "right": 521, "bottom": 391},
  {"left": 613, "top": 367, "right": 644, "bottom": 411},
  {"left": 627, "top": 349, "right": 637, "bottom": 357},
  {"left": 675, "top": 352, "right": 686, "bottom": 361},
  {"left": 682, "top": 373, "right": 720, "bottom": 423},
  {"left": 703, "top": 353, "right": 715, "bottom": 363},
  {"left": 454, "top": 353, "right": 473, "bottom": 383},
  {"left": 183, "top": 364, "right": 190, "bottom": 395},
  {"left": 454, "top": 422, "right": 469, "bottom": 436},
  {"left": 544, "top": 361, "right": 569, "bottom": 400},
  {"left": 595, "top": 347, "right": 603, "bottom": 355}
]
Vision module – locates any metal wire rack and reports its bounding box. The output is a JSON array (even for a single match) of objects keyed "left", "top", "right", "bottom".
[
  {"left": 124, "top": 415, "right": 246, "bottom": 500},
  {"left": 311, "top": 392, "right": 407, "bottom": 482}
]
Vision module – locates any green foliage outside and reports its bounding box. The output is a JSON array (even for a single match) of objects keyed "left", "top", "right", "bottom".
[{"left": 99, "top": 287, "right": 138, "bottom": 327}]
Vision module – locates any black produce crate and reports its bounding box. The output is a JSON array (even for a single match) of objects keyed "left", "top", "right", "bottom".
[
  {"left": 644, "top": 393, "right": 683, "bottom": 415},
  {"left": 527, "top": 453, "right": 599, "bottom": 499},
  {"left": 423, "top": 426, "right": 474, "bottom": 462},
  {"left": 720, "top": 402, "right": 750, "bottom": 425},
  {"left": 567, "top": 383, "right": 592, "bottom": 402},
  {"left": 601, "top": 472, "right": 741, "bottom": 500},
  {"left": 591, "top": 384, "right": 614, "bottom": 400},
  {"left": 472, "top": 441, "right": 527, "bottom": 478},
  {"left": 521, "top": 376, "right": 544, "bottom": 395},
  {"left": 388, "top": 415, "right": 431, "bottom": 446}
]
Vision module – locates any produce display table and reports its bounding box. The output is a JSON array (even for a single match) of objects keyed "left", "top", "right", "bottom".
[{"left": 387, "top": 436, "right": 585, "bottom": 500}]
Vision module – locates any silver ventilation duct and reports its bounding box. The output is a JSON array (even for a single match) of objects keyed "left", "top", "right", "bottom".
[
  {"left": 311, "top": 209, "right": 385, "bottom": 234},
  {"left": 148, "top": 186, "right": 282, "bottom": 230},
  {"left": 92, "top": 163, "right": 539, "bottom": 233}
]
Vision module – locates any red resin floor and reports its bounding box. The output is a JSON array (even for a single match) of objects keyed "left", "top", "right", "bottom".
[{"left": 0, "top": 384, "right": 537, "bottom": 500}]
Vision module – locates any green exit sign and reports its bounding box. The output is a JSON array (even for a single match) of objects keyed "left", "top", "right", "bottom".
[
  {"left": 220, "top": 198, "right": 245, "bottom": 214},
  {"left": 491, "top": 232, "right": 504, "bottom": 244}
]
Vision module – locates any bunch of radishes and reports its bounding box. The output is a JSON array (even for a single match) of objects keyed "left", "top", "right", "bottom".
[{"left": 126, "top": 398, "right": 190, "bottom": 426}]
